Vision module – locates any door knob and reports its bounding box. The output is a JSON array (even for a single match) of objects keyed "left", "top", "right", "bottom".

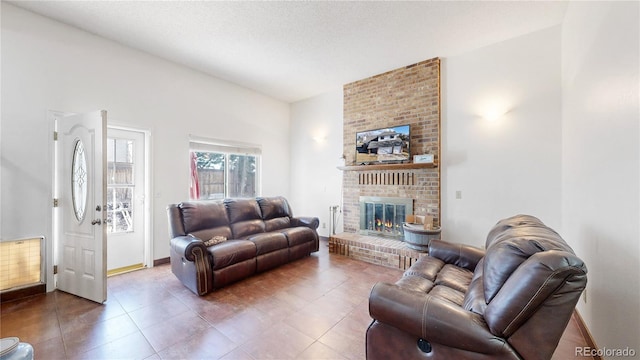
[{"left": 91, "top": 219, "right": 102, "bottom": 225}]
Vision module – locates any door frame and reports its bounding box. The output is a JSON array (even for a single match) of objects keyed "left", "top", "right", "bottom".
[
  {"left": 48, "top": 111, "right": 62, "bottom": 292},
  {"left": 107, "top": 124, "right": 153, "bottom": 270}
]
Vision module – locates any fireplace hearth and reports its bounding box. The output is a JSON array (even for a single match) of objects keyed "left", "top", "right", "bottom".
[{"left": 359, "top": 196, "right": 413, "bottom": 239}]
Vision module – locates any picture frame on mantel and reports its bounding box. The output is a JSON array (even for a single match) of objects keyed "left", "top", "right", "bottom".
[{"left": 413, "top": 153, "right": 434, "bottom": 164}]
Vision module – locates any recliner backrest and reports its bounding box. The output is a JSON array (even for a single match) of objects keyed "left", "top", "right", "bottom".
[
  {"left": 178, "top": 201, "right": 232, "bottom": 240},
  {"left": 224, "top": 198, "right": 266, "bottom": 239},
  {"left": 257, "top": 196, "right": 293, "bottom": 232},
  {"left": 478, "top": 214, "right": 588, "bottom": 360},
  {"left": 482, "top": 223, "right": 574, "bottom": 303}
]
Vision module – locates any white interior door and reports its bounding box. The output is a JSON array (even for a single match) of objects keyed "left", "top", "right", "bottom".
[
  {"left": 106, "top": 128, "right": 146, "bottom": 274},
  {"left": 56, "top": 110, "right": 107, "bottom": 304}
]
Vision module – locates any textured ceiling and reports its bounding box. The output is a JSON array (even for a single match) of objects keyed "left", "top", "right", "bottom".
[{"left": 9, "top": 1, "right": 568, "bottom": 103}]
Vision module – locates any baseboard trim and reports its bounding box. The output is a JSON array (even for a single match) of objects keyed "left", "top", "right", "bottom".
[
  {"left": 0, "top": 283, "right": 46, "bottom": 302},
  {"left": 153, "top": 257, "right": 170, "bottom": 266},
  {"left": 574, "top": 310, "right": 601, "bottom": 360}
]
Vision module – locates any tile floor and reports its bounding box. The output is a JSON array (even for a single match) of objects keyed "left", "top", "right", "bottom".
[{"left": 1, "top": 240, "right": 591, "bottom": 359}]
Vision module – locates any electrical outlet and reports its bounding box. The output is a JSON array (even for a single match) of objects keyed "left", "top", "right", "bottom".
[
  {"left": 455, "top": 190, "right": 462, "bottom": 199},
  {"left": 322, "top": 222, "right": 326, "bottom": 229},
  {"left": 582, "top": 288, "right": 587, "bottom": 304}
]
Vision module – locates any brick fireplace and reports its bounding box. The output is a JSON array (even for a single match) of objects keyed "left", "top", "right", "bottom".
[
  {"left": 330, "top": 57, "right": 441, "bottom": 269},
  {"left": 342, "top": 57, "right": 440, "bottom": 230}
]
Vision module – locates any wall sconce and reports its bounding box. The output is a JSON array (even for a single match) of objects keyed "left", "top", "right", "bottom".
[
  {"left": 477, "top": 98, "right": 511, "bottom": 122},
  {"left": 312, "top": 135, "right": 327, "bottom": 143},
  {"left": 482, "top": 108, "right": 508, "bottom": 122},
  {"left": 312, "top": 128, "right": 328, "bottom": 144}
]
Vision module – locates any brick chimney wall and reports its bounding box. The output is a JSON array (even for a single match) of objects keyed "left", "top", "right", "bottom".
[{"left": 342, "top": 58, "right": 440, "bottom": 232}]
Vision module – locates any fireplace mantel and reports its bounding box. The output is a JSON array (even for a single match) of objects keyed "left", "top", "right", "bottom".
[{"left": 337, "top": 162, "right": 436, "bottom": 171}]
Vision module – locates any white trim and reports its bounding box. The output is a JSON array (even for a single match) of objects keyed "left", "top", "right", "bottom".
[
  {"left": 49, "top": 110, "right": 68, "bottom": 292},
  {"left": 188, "top": 134, "right": 262, "bottom": 155}
]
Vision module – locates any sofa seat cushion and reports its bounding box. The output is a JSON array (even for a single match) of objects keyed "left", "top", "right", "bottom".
[
  {"left": 403, "top": 256, "right": 445, "bottom": 281},
  {"left": 396, "top": 275, "right": 435, "bottom": 293},
  {"left": 396, "top": 276, "right": 466, "bottom": 307},
  {"left": 434, "top": 264, "right": 474, "bottom": 293},
  {"left": 280, "top": 227, "right": 315, "bottom": 247},
  {"left": 208, "top": 240, "right": 257, "bottom": 271},
  {"left": 247, "top": 232, "right": 288, "bottom": 255},
  {"left": 398, "top": 263, "right": 471, "bottom": 307},
  {"left": 429, "top": 285, "right": 467, "bottom": 306}
]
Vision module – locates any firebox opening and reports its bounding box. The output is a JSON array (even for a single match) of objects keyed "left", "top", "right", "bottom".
[{"left": 359, "top": 196, "right": 413, "bottom": 240}]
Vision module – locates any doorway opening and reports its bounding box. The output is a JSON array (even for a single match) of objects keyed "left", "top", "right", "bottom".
[{"left": 106, "top": 127, "right": 151, "bottom": 276}]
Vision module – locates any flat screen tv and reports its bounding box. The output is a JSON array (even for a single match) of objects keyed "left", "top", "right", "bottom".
[{"left": 355, "top": 124, "right": 410, "bottom": 164}]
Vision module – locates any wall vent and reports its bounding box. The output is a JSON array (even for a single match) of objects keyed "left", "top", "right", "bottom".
[{"left": 0, "top": 237, "right": 44, "bottom": 291}]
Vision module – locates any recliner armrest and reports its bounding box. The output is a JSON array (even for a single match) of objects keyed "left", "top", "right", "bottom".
[
  {"left": 291, "top": 216, "right": 319, "bottom": 230},
  {"left": 369, "top": 282, "right": 507, "bottom": 354},
  {"left": 169, "top": 235, "right": 212, "bottom": 296},
  {"left": 170, "top": 235, "right": 207, "bottom": 262},
  {"left": 428, "top": 239, "right": 485, "bottom": 271}
]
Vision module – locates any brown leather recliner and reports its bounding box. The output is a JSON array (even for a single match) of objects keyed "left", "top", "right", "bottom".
[
  {"left": 167, "top": 196, "right": 319, "bottom": 295},
  {"left": 367, "top": 214, "right": 587, "bottom": 360}
]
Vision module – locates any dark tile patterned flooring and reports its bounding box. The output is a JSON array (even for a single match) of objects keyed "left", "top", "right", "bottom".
[{"left": 1, "top": 240, "right": 591, "bottom": 359}]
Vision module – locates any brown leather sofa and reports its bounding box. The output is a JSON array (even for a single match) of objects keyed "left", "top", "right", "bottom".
[
  {"left": 167, "top": 196, "right": 319, "bottom": 295},
  {"left": 367, "top": 214, "right": 587, "bottom": 360}
]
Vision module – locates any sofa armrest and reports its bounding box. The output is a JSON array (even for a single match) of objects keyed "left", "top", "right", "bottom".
[
  {"left": 291, "top": 216, "right": 320, "bottom": 230},
  {"left": 170, "top": 235, "right": 212, "bottom": 295},
  {"left": 369, "top": 282, "right": 506, "bottom": 354},
  {"left": 170, "top": 235, "right": 208, "bottom": 262},
  {"left": 428, "top": 239, "right": 485, "bottom": 271}
]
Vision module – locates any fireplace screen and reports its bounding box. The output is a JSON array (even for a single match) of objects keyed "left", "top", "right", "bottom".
[{"left": 360, "top": 196, "right": 413, "bottom": 239}]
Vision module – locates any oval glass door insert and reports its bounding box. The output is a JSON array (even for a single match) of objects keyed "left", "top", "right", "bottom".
[{"left": 72, "top": 139, "right": 88, "bottom": 222}]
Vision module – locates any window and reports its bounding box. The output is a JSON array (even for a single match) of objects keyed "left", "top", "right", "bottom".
[
  {"left": 106, "top": 138, "right": 135, "bottom": 233},
  {"left": 189, "top": 138, "right": 261, "bottom": 200},
  {"left": 71, "top": 139, "right": 88, "bottom": 222}
]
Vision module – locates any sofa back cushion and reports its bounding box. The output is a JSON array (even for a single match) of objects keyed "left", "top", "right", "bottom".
[
  {"left": 224, "top": 198, "right": 266, "bottom": 238},
  {"left": 462, "top": 258, "right": 487, "bottom": 315},
  {"left": 484, "top": 214, "right": 545, "bottom": 249},
  {"left": 257, "top": 196, "right": 292, "bottom": 219},
  {"left": 179, "top": 201, "right": 232, "bottom": 240},
  {"left": 257, "top": 196, "right": 292, "bottom": 232}
]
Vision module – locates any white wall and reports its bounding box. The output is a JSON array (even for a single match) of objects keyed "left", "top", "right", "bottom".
[
  {"left": 1, "top": 3, "right": 291, "bottom": 287},
  {"left": 562, "top": 1, "right": 640, "bottom": 352},
  {"left": 442, "top": 26, "right": 562, "bottom": 247},
  {"left": 290, "top": 89, "right": 344, "bottom": 237}
]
